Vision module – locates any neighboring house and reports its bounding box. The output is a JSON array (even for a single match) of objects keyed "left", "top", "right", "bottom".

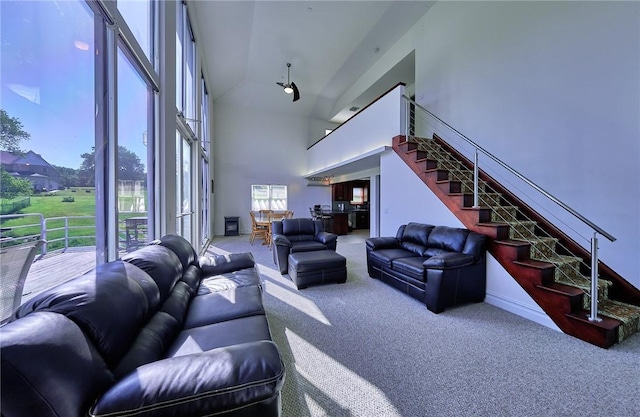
[{"left": 0, "top": 150, "right": 60, "bottom": 192}]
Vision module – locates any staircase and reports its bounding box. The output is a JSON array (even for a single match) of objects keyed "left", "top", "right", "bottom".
[{"left": 393, "top": 134, "right": 640, "bottom": 348}]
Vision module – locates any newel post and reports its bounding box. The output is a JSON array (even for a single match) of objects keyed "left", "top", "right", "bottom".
[{"left": 588, "top": 233, "right": 602, "bottom": 322}]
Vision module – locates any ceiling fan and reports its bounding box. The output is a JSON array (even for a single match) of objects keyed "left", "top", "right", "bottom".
[{"left": 276, "top": 63, "right": 300, "bottom": 102}]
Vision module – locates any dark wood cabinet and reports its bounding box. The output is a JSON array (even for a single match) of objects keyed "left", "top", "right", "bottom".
[
  {"left": 332, "top": 183, "right": 351, "bottom": 201},
  {"left": 331, "top": 213, "right": 349, "bottom": 235},
  {"left": 354, "top": 211, "right": 370, "bottom": 229}
]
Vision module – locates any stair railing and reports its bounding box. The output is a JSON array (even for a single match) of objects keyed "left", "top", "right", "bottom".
[{"left": 403, "top": 95, "right": 615, "bottom": 322}]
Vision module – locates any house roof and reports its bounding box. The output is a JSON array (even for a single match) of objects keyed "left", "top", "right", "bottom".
[
  {"left": 0, "top": 150, "right": 20, "bottom": 164},
  {"left": 3, "top": 150, "right": 54, "bottom": 169}
]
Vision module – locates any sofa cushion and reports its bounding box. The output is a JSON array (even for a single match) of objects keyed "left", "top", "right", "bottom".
[
  {"left": 1, "top": 312, "right": 115, "bottom": 417},
  {"left": 423, "top": 247, "right": 454, "bottom": 258},
  {"left": 183, "top": 285, "right": 265, "bottom": 329},
  {"left": 198, "top": 267, "right": 262, "bottom": 295},
  {"left": 180, "top": 264, "right": 201, "bottom": 295},
  {"left": 91, "top": 341, "right": 284, "bottom": 417},
  {"left": 400, "top": 241, "right": 427, "bottom": 256},
  {"left": 152, "top": 234, "right": 198, "bottom": 272},
  {"left": 199, "top": 252, "right": 257, "bottom": 276},
  {"left": 402, "top": 222, "right": 434, "bottom": 246},
  {"left": 14, "top": 261, "right": 159, "bottom": 368},
  {"left": 281, "top": 218, "right": 316, "bottom": 238},
  {"left": 369, "top": 248, "right": 419, "bottom": 268},
  {"left": 290, "top": 240, "right": 328, "bottom": 253},
  {"left": 463, "top": 232, "right": 487, "bottom": 263},
  {"left": 427, "top": 225, "right": 470, "bottom": 253},
  {"left": 167, "top": 315, "right": 273, "bottom": 358},
  {"left": 392, "top": 257, "right": 429, "bottom": 282},
  {"left": 423, "top": 252, "right": 475, "bottom": 269},
  {"left": 122, "top": 245, "right": 183, "bottom": 303},
  {"left": 113, "top": 310, "right": 181, "bottom": 379}
]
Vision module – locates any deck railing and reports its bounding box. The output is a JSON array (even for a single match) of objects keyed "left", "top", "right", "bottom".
[{"left": 1, "top": 213, "right": 147, "bottom": 257}]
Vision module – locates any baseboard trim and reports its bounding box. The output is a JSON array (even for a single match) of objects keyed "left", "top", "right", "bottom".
[{"left": 485, "top": 292, "right": 561, "bottom": 332}]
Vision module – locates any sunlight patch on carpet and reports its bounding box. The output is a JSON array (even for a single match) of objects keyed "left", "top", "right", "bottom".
[
  {"left": 285, "top": 329, "right": 402, "bottom": 417},
  {"left": 266, "top": 281, "right": 331, "bottom": 326}
]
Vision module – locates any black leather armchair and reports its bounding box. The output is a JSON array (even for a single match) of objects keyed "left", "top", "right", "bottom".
[
  {"left": 366, "top": 223, "right": 487, "bottom": 313},
  {"left": 272, "top": 218, "right": 338, "bottom": 274}
]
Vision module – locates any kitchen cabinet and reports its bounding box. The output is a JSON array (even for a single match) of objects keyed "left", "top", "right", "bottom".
[
  {"left": 332, "top": 183, "right": 351, "bottom": 201},
  {"left": 331, "top": 213, "right": 349, "bottom": 235},
  {"left": 354, "top": 211, "right": 370, "bottom": 229}
]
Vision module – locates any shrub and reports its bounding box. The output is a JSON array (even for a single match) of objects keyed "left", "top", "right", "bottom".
[{"left": 62, "top": 196, "right": 75, "bottom": 203}]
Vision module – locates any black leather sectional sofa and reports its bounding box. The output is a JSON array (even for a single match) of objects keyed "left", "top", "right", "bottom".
[
  {"left": 366, "top": 223, "right": 487, "bottom": 313},
  {"left": 0, "top": 235, "right": 285, "bottom": 417}
]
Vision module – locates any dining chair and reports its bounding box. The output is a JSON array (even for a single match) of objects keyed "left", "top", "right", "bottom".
[
  {"left": 249, "top": 211, "right": 269, "bottom": 245},
  {"left": 1, "top": 239, "right": 45, "bottom": 323},
  {"left": 320, "top": 205, "right": 333, "bottom": 233}
]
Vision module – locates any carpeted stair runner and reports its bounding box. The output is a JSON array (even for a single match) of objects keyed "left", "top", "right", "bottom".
[{"left": 397, "top": 135, "right": 640, "bottom": 346}]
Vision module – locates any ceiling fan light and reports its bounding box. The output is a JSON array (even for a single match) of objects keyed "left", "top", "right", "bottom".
[{"left": 283, "top": 86, "right": 294, "bottom": 94}]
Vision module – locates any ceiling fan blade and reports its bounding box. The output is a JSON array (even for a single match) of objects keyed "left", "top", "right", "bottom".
[
  {"left": 276, "top": 82, "right": 286, "bottom": 87},
  {"left": 291, "top": 82, "right": 300, "bottom": 102}
]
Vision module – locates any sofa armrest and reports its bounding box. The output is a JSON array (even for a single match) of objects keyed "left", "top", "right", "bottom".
[
  {"left": 272, "top": 233, "right": 292, "bottom": 248},
  {"left": 90, "top": 341, "right": 284, "bottom": 417},
  {"left": 198, "top": 252, "right": 256, "bottom": 277},
  {"left": 315, "top": 231, "right": 337, "bottom": 247},
  {"left": 365, "top": 237, "right": 399, "bottom": 251},
  {"left": 423, "top": 252, "right": 474, "bottom": 270}
]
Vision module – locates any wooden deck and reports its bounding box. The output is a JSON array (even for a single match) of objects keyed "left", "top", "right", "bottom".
[{"left": 21, "top": 248, "right": 97, "bottom": 304}]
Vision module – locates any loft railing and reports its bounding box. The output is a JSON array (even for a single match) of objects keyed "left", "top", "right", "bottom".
[{"left": 403, "top": 95, "right": 615, "bottom": 322}]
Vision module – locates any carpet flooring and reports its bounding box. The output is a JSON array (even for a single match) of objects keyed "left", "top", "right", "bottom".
[{"left": 206, "top": 231, "right": 639, "bottom": 417}]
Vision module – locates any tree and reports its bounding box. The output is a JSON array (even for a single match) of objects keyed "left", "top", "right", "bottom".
[
  {"left": 54, "top": 165, "right": 79, "bottom": 188},
  {"left": 0, "top": 168, "right": 32, "bottom": 199},
  {"left": 78, "top": 148, "right": 95, "bottom": 187},
  {"left": 77, "top": 146, "right": 145, "bottom": 186},
  {"left": 0, "top": 109, "right": 30, "bottom": 153},
  {"left": 118, "top": 146, "right": 145, "bottom": 181}
]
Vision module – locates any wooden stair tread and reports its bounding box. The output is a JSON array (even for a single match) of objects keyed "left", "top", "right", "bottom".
[
  {"left": 513, "top": 258, "right": 556, "bottom": 270},
  {"left": 495, "top": 239, "right": 532, "bottom": 247},
  {"left": 477, "top": 221, "right": 510, "bottom": 227},
  {"left": 566, "top": 310, "right": 620, "bottom": 330},
  {"left": 536, "top": 282, "right": 584, "bottom": 297}
]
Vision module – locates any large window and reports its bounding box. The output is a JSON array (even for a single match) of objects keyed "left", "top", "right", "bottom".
[
  {"left": 1, "top": 0, "right": 210, "bottom": 288},
  {"left": 117, "top": 46, "right": 153, "bottom": 250},
  {"left": 1, "top": 0, "right": 98, "bottom": 269},
  {"left": 0, "top": 0, "right": 160, "bottom": 277},
  {"left": 176, "top": 132, "right": 193, "bottom": 243},
  {"left": 117, "top": 0, "right": 153, "bottom": 63},
  {"left": 251, "top": 185, "right": 288, "bottom": 211},
  {"left": 199, "top": 76, "right": 211, "bottom": 247}
]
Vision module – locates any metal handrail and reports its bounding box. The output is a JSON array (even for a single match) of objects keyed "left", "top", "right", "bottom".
[
  {"left": 403, "top": 95, "right": 613, "bottom": 321},
  {"left": 43, "top": 216, "right": 96, "bottom": 254},
  {"left": 403, "top": 95, "right": 615, "bottom": 243}
]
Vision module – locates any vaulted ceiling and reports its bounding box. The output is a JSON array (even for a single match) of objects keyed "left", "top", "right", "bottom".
[{"left": 190, "top": 1, "right": 434, "bottom": 124}]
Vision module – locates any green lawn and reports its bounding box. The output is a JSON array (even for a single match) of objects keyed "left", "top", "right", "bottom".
[{"left": 1, "top": 187, "right": 147, "bottom": 250}]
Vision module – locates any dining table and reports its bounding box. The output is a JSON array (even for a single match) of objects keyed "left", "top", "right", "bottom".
[{"left": 254, "top": 211, "right": 290, "bottom": 247}]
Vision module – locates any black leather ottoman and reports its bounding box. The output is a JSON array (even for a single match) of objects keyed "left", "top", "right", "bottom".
[{"left": 288, "top": 250, "right": 347, "bottom": 289}]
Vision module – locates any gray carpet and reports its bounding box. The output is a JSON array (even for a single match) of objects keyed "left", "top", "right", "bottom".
[{"left": 206, "top": 231, "right": 640, "bottom": 417}]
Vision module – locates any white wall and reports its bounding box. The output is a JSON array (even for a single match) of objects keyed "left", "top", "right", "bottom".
[
  {"left": 307, "top": 86, "right": 403, "bottom": 175},
  {"left": 380, "top": 152, "right": 560, "bottom": 330},
  {"left": 371, "top": 1, "right": 640, "bottom": 288},
  {"left": 212, "top": 103, "right": 330, "bottom": 235}
]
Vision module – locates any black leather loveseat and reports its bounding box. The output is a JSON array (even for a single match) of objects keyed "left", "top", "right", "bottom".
[
  {"left": 272, "top": 218, "right": 338, "bottom": 274},
  {"left": 0, "top": 235, "right": 285, "bottom": 417},
  {"left": 366, "top": 223, "right": 487, "bottom": 313}
]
